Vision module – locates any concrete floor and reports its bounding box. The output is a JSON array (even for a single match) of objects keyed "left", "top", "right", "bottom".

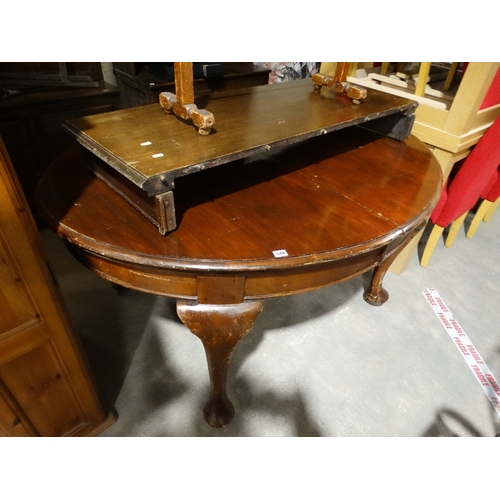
[{"left": 40, "top": 210, "right": 500, "bottom": 437}]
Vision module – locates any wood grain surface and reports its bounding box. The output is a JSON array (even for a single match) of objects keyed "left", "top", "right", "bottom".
[
  {"left": 63, "top": 79, "right": 417, "bottom": 195},
  {"left": 38, "top": 127, "right": 441, "bottom": 276}
]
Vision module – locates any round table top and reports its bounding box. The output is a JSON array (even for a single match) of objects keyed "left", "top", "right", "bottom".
[{"left": 38, "top": 127, "right": 441, "bottom": 276}]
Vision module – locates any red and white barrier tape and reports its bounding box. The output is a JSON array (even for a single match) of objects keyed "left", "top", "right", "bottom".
[{"left": 423, "top": 287, "right": 500, "bottom": 417}]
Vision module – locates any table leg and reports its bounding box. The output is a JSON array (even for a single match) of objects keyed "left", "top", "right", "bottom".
[
  {"left": 364, "top": 224, "right": 425, "bottom": 306},
  {"left": 363, "top": 260, "right": 391, "bottom": 306},
  {"left": 176, "top": 300, "right": 263, "bottom": 427}
]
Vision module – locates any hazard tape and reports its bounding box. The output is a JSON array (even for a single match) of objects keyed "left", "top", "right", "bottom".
[{"left": 423, "top": 288, "right": 500, "bottom": 417}]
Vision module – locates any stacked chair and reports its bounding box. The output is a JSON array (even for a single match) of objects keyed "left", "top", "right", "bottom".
[
  {"left": 421, "top": 114, "right": 500, "bottom": 267},
  {"left": 466, "top": 166, "right": 500, "bottom": 238}
]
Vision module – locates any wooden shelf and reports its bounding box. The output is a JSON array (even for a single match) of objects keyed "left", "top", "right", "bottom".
[{"left": 63, "top": 79, "right": 417, "bottom": 234}]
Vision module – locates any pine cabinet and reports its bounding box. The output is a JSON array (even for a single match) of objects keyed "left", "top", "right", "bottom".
[{"left": 0, "top": 138, "right": 115, "bottom": 436}]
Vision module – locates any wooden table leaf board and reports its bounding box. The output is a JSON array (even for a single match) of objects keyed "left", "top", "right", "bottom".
[{"left": 63, "top": 79, "right": 417, "bottom": 234}]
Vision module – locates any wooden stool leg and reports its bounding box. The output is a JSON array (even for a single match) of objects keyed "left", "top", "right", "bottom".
[
  {"left": 484, "top": 198, "right": 500, "bottom": 223},
  {"left": 415, "top": 62, "right": 432, "bottom": 97},
  {"left": 445, "top": 212, "right": 468, "bottom": 247},
  {"left": 177, "top": 299, "right": 263, "bottom": 428},
  {"left": 466, "top": 200, "right": 492, "bottom": 238},
  {"left": 380, "top": 62, "right": 391, "bottom": 75},
  {"left": 443, "top": 62, "right": 460, "bottom": 91},
  {"left": 420, "top": 224, "right": 444, "bottom": 267}
]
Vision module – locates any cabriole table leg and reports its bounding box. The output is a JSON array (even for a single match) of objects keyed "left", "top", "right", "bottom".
[
  {"left": 176, "top": 300, "right": 264, "bottom": 427},
  {"left": 363, "top": 261, "right": 391, "bottom": 306},
  {"left": 364, "top": 223, "right": 426, "bottom": 306}
]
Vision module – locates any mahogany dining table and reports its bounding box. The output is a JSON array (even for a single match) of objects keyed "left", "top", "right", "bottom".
[{"left": 37, "top": 126, "right": 442, "bottom": 428}]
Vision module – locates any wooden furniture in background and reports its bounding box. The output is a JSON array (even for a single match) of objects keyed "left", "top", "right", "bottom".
[
  {"left": 0, "top": 62, "right": 105, "bottom": 89},
  {"left": 467, "top": 168, "right": 500, "bottom": 237},
  {"left": 0, "top": 66, "right": 120, "bottom": 216},
  {"left": 37, "top": 125, "right": 442, "bottom": 428},
  {"left": 420, "top": 114, "right": 500, "bottom": 266},
  {"left": 345, "top": 62, "right": 500, "bottom": 178},
  {"left": 113, "top": 62, "right": 270, "bottom": 109},
  {"left": 335, "top": 62, "right": 500, "bottom": 273},
  {"left": 0, "top": 138, "right": 115, "bottom": 436}
]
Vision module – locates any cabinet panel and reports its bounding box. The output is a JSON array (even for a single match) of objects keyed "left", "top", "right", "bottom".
[
  {"left": 0, "top": 383, "right": 34, "bottom": 436},
  {"left": 0, "top": 137, "right": 115, "bottom": 436},
  {"left": 0, "top": 342, "right": 85, "bottom": 436},
  {"left": 0, "top": 233, "right": 38, "bottom": 335}
]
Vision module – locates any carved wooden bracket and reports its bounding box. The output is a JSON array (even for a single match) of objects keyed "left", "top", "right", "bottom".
[
  {"left": 159, "top": 62, "right": 215, "bottom": 135},
  {"left": 312, "top": 62, "right": 367, "bottom": 103}
]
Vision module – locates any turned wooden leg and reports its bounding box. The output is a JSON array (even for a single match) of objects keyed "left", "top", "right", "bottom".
[{"left": 176, "top": 300, "right": 263, "bottom": 428}]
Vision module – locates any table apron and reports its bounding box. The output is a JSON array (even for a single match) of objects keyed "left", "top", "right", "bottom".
[{"left": 66, "top": 243, "right": 392, "bottom": 303}]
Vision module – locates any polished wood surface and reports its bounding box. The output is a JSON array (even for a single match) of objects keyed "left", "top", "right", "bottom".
[
  {"left": 37, "top": 127, "right": 442, "bottom": 427},
  {"left": 63, "top": 79, "right": 417, "bottom": 196}
]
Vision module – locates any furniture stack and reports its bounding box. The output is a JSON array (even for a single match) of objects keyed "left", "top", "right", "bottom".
[
  {"left": 333, "top": 62, "right": 500, "bottom": 272},
  {"left": 420, "top": 114, "right": 500, "bottom": 266}
]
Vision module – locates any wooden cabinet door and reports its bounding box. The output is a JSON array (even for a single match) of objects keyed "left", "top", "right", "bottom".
[{"left": 0, "top": 137, "right": 113, "bottom": 436}]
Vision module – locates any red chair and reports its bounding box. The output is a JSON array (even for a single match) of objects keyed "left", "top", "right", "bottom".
[
  {"left": 421, "top": 114, "right": 500, "bottom": 267},
  {"left": 466, "top": 166, "right": 500, "bottom": 238}
]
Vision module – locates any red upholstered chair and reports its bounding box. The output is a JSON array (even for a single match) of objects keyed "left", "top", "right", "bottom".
[
  {"left": 466, "top": 166, "right": 500, "bottom": 238},
  {"left": 421, "top": 114, "right": 500, "bottom": 267}
]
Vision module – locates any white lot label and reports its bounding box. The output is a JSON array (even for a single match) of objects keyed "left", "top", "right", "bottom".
[{"left": 273, "top": 249, "right": 288, "bottom": 258}]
